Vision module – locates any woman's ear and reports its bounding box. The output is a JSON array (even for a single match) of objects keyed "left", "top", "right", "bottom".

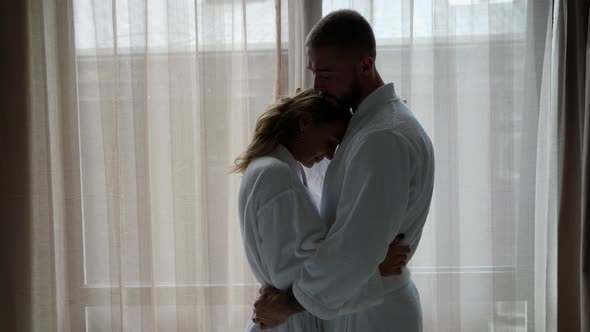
[{"left": 298, "top": 114, "right": 312, "bottom": 131}]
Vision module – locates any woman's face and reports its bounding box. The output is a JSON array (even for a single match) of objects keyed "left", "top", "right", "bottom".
[{"left": 291, "top": 119, "right": 348, "bottom": 168}]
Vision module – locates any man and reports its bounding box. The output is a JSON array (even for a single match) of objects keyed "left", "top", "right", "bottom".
[{"left": 254, "top": 10, "right": 435, "bottom": 331}]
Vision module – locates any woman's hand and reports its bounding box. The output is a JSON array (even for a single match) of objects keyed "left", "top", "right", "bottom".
[
  {"left": 253, "top": 286, "right": 298, "bottom": 330},
  {"left": 379, "top": 234, "right": 411, "bottom": 276}
]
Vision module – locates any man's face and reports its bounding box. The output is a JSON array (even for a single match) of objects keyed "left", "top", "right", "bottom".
[{"left": 307, "top": 47, "right": 362, "bottom": 109}]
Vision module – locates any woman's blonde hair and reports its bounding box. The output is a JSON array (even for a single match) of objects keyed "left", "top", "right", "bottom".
[{"left": 232, "top": 89, "right": 351, "bottom": 173}]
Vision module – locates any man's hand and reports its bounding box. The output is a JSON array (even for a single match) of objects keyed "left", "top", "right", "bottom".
[
  {"left": 253, "top": 286, "right": 300, "bottom": 330},
  {"left": 379, "top": 234, "right": 411, "bottom": 276}
]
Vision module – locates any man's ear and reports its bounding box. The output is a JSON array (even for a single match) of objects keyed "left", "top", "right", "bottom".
[{"left": 358, "top": 55, "right": 374, "bottom": 76}]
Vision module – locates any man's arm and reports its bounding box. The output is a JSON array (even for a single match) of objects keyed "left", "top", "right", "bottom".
[
  {"left": 292, "top": 131, "right": 412, "bottom": 319},
  {"left": 253, "top": 235, "right": 410, "bottom": 329}
]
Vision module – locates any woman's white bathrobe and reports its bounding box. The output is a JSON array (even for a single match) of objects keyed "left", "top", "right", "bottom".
[{"left": 239, "top": 145, "right": 383, "bottom": 332}]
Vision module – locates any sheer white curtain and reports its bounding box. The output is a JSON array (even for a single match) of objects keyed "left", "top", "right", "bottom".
[
  {"left": 22, "top": 0, "right": 557, "bottom": 331},
  {"left": 308, "top": 1, "right": 557, "bottom": 331},
  {"left": 27, "top": 0, "right": 287, "bottom": 330}
]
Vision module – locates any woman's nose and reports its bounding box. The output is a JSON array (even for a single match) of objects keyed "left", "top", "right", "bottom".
[
  {"left": 313, "top": 77, "right": 324, "bottom": 92},
  {"left": 325, "top": 149, "right": 335, "bottom": 160}
]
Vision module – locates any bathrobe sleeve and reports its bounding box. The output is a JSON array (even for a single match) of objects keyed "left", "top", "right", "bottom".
[{"left": 256, "top": 187, "right": 327, "bottom": 288}]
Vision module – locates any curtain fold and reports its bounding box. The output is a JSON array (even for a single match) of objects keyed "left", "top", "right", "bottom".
[
  {"left": 0, "top": 0, "right": 31, "bottom": 330},
  {"left": 554, "top": 0, "right": 590, "bottom": 330}
]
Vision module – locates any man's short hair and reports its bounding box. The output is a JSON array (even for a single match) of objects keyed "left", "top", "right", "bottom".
[{"left": 306, "top": 10, "right": 376, "bottom": 59}]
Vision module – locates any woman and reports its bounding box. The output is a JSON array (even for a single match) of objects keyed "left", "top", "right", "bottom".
[{"left": 233, "top": 89, "right": 405, "bottom": 331}]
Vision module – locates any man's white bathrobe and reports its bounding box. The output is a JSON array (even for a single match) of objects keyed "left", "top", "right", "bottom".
[
  {"left": 239, "top": 145, "right": 383, "bottom": 332},
  {"left": 292, "top": 83, "right": 435, "bottom": 331}
]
